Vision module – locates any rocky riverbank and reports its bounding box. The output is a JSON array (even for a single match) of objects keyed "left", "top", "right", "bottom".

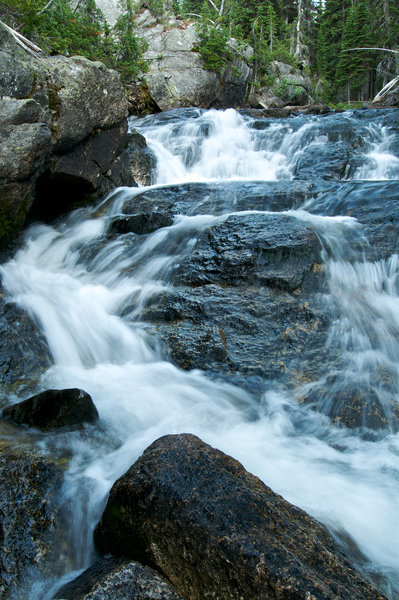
[{"left": 0, "top": 21, "right": 152, "bottom": 250}]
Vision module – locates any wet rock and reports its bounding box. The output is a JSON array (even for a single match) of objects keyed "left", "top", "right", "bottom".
[
  {"left": 53, "top": 556, "right": 185, "bottom": 600},
  {"left": 116, "top": 182, "right": 329, "bottom": 394},
  {"left": 293, "top": 142, "right": 349, "bottom": 180},
  {"left": 95, "top": 434, "right": 386, "bottom": 600},
  {"left": 0, "top": 450, "right": 63, "bottom": 599},
  {"left": 110, "top": 211, "right": 173, "bottom": 235},
  {"left": 301, "top": 376, "right": 399, "bottom": 433},
  {"left": 0, "top": 288, "right": 52, "bottom": 398},
  {"left": 170, "top": 212, "right": 322, "bottom": 292},
  {"left": 122, "top": 181, "right": 314, "bottom": 220},
  {"left": 144, "top": 285, "right": 329, "bottom": 393},
  {"left": 307, "top": 181, "right": 399, "bottom": 260},
  {"left": 126, "top": 130, "right": 155, "bottom": 186},
  {"left": 2, "top": 388, "right": 98, "bottom": 431}
]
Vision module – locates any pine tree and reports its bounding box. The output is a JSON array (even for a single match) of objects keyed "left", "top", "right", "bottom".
[
  {"left": 317, "top": 0, "right": 350, "bottom": 84},
  {"left": 336, "top": 0, "right": 376, "bottom": 100}
]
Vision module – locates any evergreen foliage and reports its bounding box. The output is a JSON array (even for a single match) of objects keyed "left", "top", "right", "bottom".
[
  {"left": 0, "top": 0, "right": 397, "bottom": 102},
  {"left": 0, "top": 0, "right": 146, "bottom": 79}
]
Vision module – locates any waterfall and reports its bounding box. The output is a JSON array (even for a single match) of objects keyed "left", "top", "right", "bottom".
[{"left": 1, "top": 108, "right": 399, "bottom": 599}]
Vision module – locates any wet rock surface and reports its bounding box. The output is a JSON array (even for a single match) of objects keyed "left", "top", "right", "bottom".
[
  {"left": 53, "top": 556, "right": 185, "bottom": 600},
  {"left": 117, "top": 175, "right": 399, "bottom": 425},
  {"left": 95, "top": 434, "right": 386, "bottom": 600},
  {"left": 0, "top": 450, "right": 63, "bottom": 599},
  {"left": 0, "top": 284, "right": 52, "bottom": 398},
  {"left": 2, "top": 388, "right": 98, "bottom": 431}
]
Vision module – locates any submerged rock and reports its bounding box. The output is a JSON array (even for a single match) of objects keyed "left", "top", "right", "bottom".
[
  {"left": 2, "top": 388, "right": 98, "bottom": 431},
  {"left": 53, "top": 556, "right": 185, "bottom": 600},
  {"left": 0, "top": 450, "right": 63, "bottom": 599},
  {"left": 95, "top": 434, "right": 386, "bottom": 600}
]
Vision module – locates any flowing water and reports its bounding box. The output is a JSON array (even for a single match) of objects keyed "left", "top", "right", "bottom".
[{"left": 1, "top": 108, "right": 399, "bottom": 599}]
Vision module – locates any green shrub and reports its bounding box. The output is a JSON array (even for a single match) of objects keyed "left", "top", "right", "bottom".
[{"left": 0, "top": 0, "right": 146, "bottom": 81}]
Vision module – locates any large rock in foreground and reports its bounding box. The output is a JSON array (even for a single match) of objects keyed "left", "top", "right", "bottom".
[{"left": 95, "top": 434, "right": 386, "bottom": 600}]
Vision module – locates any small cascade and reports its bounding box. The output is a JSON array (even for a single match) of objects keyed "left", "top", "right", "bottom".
[{"left": 1, "top": 108, "right": 399, "bottom": 599}]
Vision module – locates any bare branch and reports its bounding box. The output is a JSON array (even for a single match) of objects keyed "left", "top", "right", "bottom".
[
  {"left": 342, "top": 47, "right": 399, "bottom": 54},
  {"left": 181, "top": 12, "right": 216, "bottom": 24},
  {"left": 207, "top": 0, "right": 219, "bottom": 13},
  {"left": 0, "top": 20, "right": 43, "bottom": 56}
]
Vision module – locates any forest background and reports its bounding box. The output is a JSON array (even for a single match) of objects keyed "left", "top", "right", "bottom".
[{"left": 1, "top": 0, "right": 398, "bottom": 105}]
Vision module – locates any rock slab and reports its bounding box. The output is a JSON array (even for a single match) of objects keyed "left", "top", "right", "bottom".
[{"left": 95, "top": 434, "right": 386, "bottom": 600}]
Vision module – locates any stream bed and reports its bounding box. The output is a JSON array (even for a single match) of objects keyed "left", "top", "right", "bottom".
[{"left": 1, "top": 107, "right": 399, "bottom": 599}]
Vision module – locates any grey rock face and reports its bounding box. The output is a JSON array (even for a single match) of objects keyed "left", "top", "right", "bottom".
[
  {"left": 135, "top": 12, "right": 251, "bottom": 110},
  {"left": 0, "top": 21, "right": 135, "bottom": 248},
  {"left": 249, "top": 60, "right": 313, "bottom": 108},
  {"left": 41, "top": 55, "right": 128, "bottom": 153}
]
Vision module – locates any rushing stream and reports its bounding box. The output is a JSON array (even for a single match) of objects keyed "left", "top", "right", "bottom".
[{"left": 1, "top": 108, "right": 399, "bottom": 599}]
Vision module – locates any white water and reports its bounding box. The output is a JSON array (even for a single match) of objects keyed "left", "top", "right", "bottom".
[
  {"left": 1, "top": 108, "right": 399, "bottom": 599},
  {"left": 354, "top": 123, "right": 399, "bottom": 180}
]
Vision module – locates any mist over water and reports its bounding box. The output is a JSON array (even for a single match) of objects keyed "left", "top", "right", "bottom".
[{"left": 1, "top": 108, "right": 399, "bottom": 599}]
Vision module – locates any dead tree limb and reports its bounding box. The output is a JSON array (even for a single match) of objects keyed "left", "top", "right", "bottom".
[{"left": 0, "top": 20, "right": 43, "bottom": 57}]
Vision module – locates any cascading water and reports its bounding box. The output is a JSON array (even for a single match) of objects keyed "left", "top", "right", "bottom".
[{"left": 1, "top": 107, "right": 399, "bottom": 599}]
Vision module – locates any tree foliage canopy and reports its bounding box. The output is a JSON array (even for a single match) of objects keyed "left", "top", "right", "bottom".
[{"left": 1, "top": 0, "right": 398, "bottom": 101}]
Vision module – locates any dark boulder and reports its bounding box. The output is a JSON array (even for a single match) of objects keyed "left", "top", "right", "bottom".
[
  {"left": 109, "top": 211, "right": 173, "bottom": 235},
  {"left": 169, "top": 212, "right": 322, "bottom": 292},
  {"left": 121, "top": 181, "right": 314, "bottom": 217},
  {"left": 2, "top": 388, "right": 98, "bottom": 431},
  {"left": 144, "top": 284, "right": 330, "bottom": 394},
  {"left": 116, "top": 182, "right": 330, "bottom": 395},
  {"left": 0, "top": 450, "right": 63, "bottom": 599},
  {"left": 126, "top": 130, "right": 156, "bottom": 186},
  {"left": 302, "top": 376, "right": 399, "bottom": 433},
  {"left": 95, "top": 434, "right": 386, "bottom": 600},
  {"left": 53, "top": 556, "right": 185, "bottom": 600},
  {"left": 293, "top": 142, "right": 349, "bottom": 180}
]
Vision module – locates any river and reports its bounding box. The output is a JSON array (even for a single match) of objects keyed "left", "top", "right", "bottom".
[{"left": 1, "top": 107, "right": 399, "bottom": 599}]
